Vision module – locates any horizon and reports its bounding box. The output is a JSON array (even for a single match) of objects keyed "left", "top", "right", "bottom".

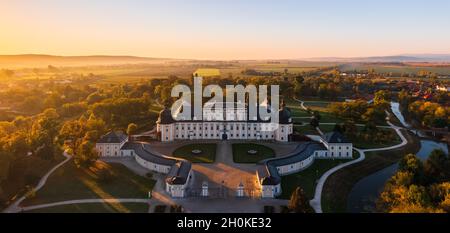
[{"left": 1, "top": 0, "right": 450, "bottom": 60}]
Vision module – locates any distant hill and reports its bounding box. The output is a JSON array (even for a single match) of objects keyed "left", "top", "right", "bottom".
[
  {"left": 0, "top": 54, "right": 176, "bottom": 68},
  {"left": 306, "top": 54, "right": 450, "bottom": 63}
]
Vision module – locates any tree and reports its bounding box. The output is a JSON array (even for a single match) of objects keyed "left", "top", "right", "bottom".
[
  {"left": 398, "top": 154, "right": 425, "bottom": 184},
  {"left": 310, "top": 117, "right": 319, "bottom": 128},
  {"left": 343, "top": 121, "right": 358, "bottom": 139},
  {"left": 374, "top": 90, "right": 390, "bottom": 110},
  {"left": 75, "top": 140, "right": 98, "bottom": 167},
  {"left": 127, "top": 123, "right": 138, "bottom": 136},
  {"left": 424, "top": 150, "right": 450, "bottom": 183},
  {"left": 288, "top": 187, "right": 313, "bottom": 213}
]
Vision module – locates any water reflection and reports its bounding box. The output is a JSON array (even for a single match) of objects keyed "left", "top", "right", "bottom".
[{"left": 347, "top": 140, "right": 448, "bottom": 213}]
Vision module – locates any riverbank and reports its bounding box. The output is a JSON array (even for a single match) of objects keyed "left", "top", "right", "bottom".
[{"left": 321, "top": 130, "right": 421, "bottom": 212}]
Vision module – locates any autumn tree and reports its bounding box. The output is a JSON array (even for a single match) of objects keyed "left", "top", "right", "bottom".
[
  {"left": 288, "top": 187, "right": 313, "bottom": 213},
  {"left": 127, "top": 123, "right": 138, "bottom": 135}
]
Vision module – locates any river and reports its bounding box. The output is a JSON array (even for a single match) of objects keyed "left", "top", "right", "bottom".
[{"left": 346, "top": 102, "right": 448, "bottom": 213}]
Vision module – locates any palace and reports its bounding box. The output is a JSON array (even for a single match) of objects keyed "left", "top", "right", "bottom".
[
  {"left": 157, "top": 101, "right": 294, "bottom": 142},
  {"left": 95, "top": 101, "right": 353, "bottom": 199}
]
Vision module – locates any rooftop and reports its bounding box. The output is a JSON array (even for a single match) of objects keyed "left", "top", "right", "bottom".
[{"left": 97, "top": 131, "right": 127, "bottom": 144}]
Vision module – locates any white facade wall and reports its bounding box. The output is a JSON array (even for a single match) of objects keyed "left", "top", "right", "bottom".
[
  {"left": 96, "top": 140, "right": 127, "bottom": 157},
  {"left": 158, "top": 122, "right": 292, "bottom": 142},
  {"left": 160, "top": 124, "right": 175, "bottom": 142},
  {"left": 165, "top": 170, "right": 193, "bottom": 198},
  {"left": 276, "top": 154, "right": 315, "bottom": 176},
  {"left": 134, "top": 154, "right": 172, "bottom": 174},
  {"left": 328, "top": 143, "right": 353, "bottom": 158},
  {"left": 260, "top": 184, "right": 281, "bottom": 198}
]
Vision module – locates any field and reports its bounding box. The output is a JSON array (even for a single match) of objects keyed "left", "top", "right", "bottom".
[
  {"left": 24, "top": 202, "right": 149, "bottom": 213},
  {"left": 194, "top": 68, "right": 221, "bottom": 77},
  {"left": 21, "top": 161, "right": 156, "bottom": 206},
  {"left": 341, "top": 63, "right": 450, "bottom": 76}
]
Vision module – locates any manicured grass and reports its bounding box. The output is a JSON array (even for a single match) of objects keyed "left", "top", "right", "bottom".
[
  {"left": 24, "top": 202, "right": 149, "bottom": 213},
  {"left": 232, "top": 143, "right": 275, "bottom": 163},
  {"left": 279, "top": 153, "right": 358, "bottom": 200},
  {"left": 172, "top": 143, "right": 217, "bottom": 163},
  {"left": 0, "top": 154, "right": 65, "bottom": 210},
  {"left": 303, "top": 101, "right": 334, "bottom": 112},
  {"left": 316, "top": 111, "right": 344, "bottom": 123},
  {"left": 321, "top": 130, "right": 421, "bottom": 213},
  {"left": 21, "top": 161, "right": 156, "bottom": 206},
  {"left": 294, "top": 125, "right": 319, "bottom": 135}
]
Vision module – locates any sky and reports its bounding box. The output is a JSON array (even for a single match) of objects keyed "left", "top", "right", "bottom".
[{"left": 1, "top": 0, "right": 450, "bottom": 60}]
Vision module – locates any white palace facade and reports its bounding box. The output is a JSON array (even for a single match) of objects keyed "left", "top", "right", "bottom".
[{"left": 157, "top": 101, "right": 294, "bottom": 142}]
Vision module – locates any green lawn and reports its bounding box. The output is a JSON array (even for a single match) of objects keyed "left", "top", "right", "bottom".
[
  {"left": 232, "top": 143, "right": 275, "bottom": 163},
  {"left": 172, "top": 143, "right": 217, "bottom": 163},
  {"left": 24, "top": 202, "right": 149, "bottom": 213},
  {"left": 21, "top": 162, "right": 156, "bottom": 206},
  {"left": 278, "top": 155, "right": 357, "bottom": 200},
  {"left": 294, "top": 125, "right": 320, "bottom": 135}
]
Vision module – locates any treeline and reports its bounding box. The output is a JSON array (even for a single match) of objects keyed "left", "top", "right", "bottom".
[
  {"left": 377, "top": 150, "right": 450, "bottom": 213},
  {"left": 0, "top": 78, "right": 167, "bottom": 207},
  {"left": 329, "top": 90, "right": 390, "bottom": 125},
  {"left": 399, "top": 90, "right": 449, "bottom": 129}
]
